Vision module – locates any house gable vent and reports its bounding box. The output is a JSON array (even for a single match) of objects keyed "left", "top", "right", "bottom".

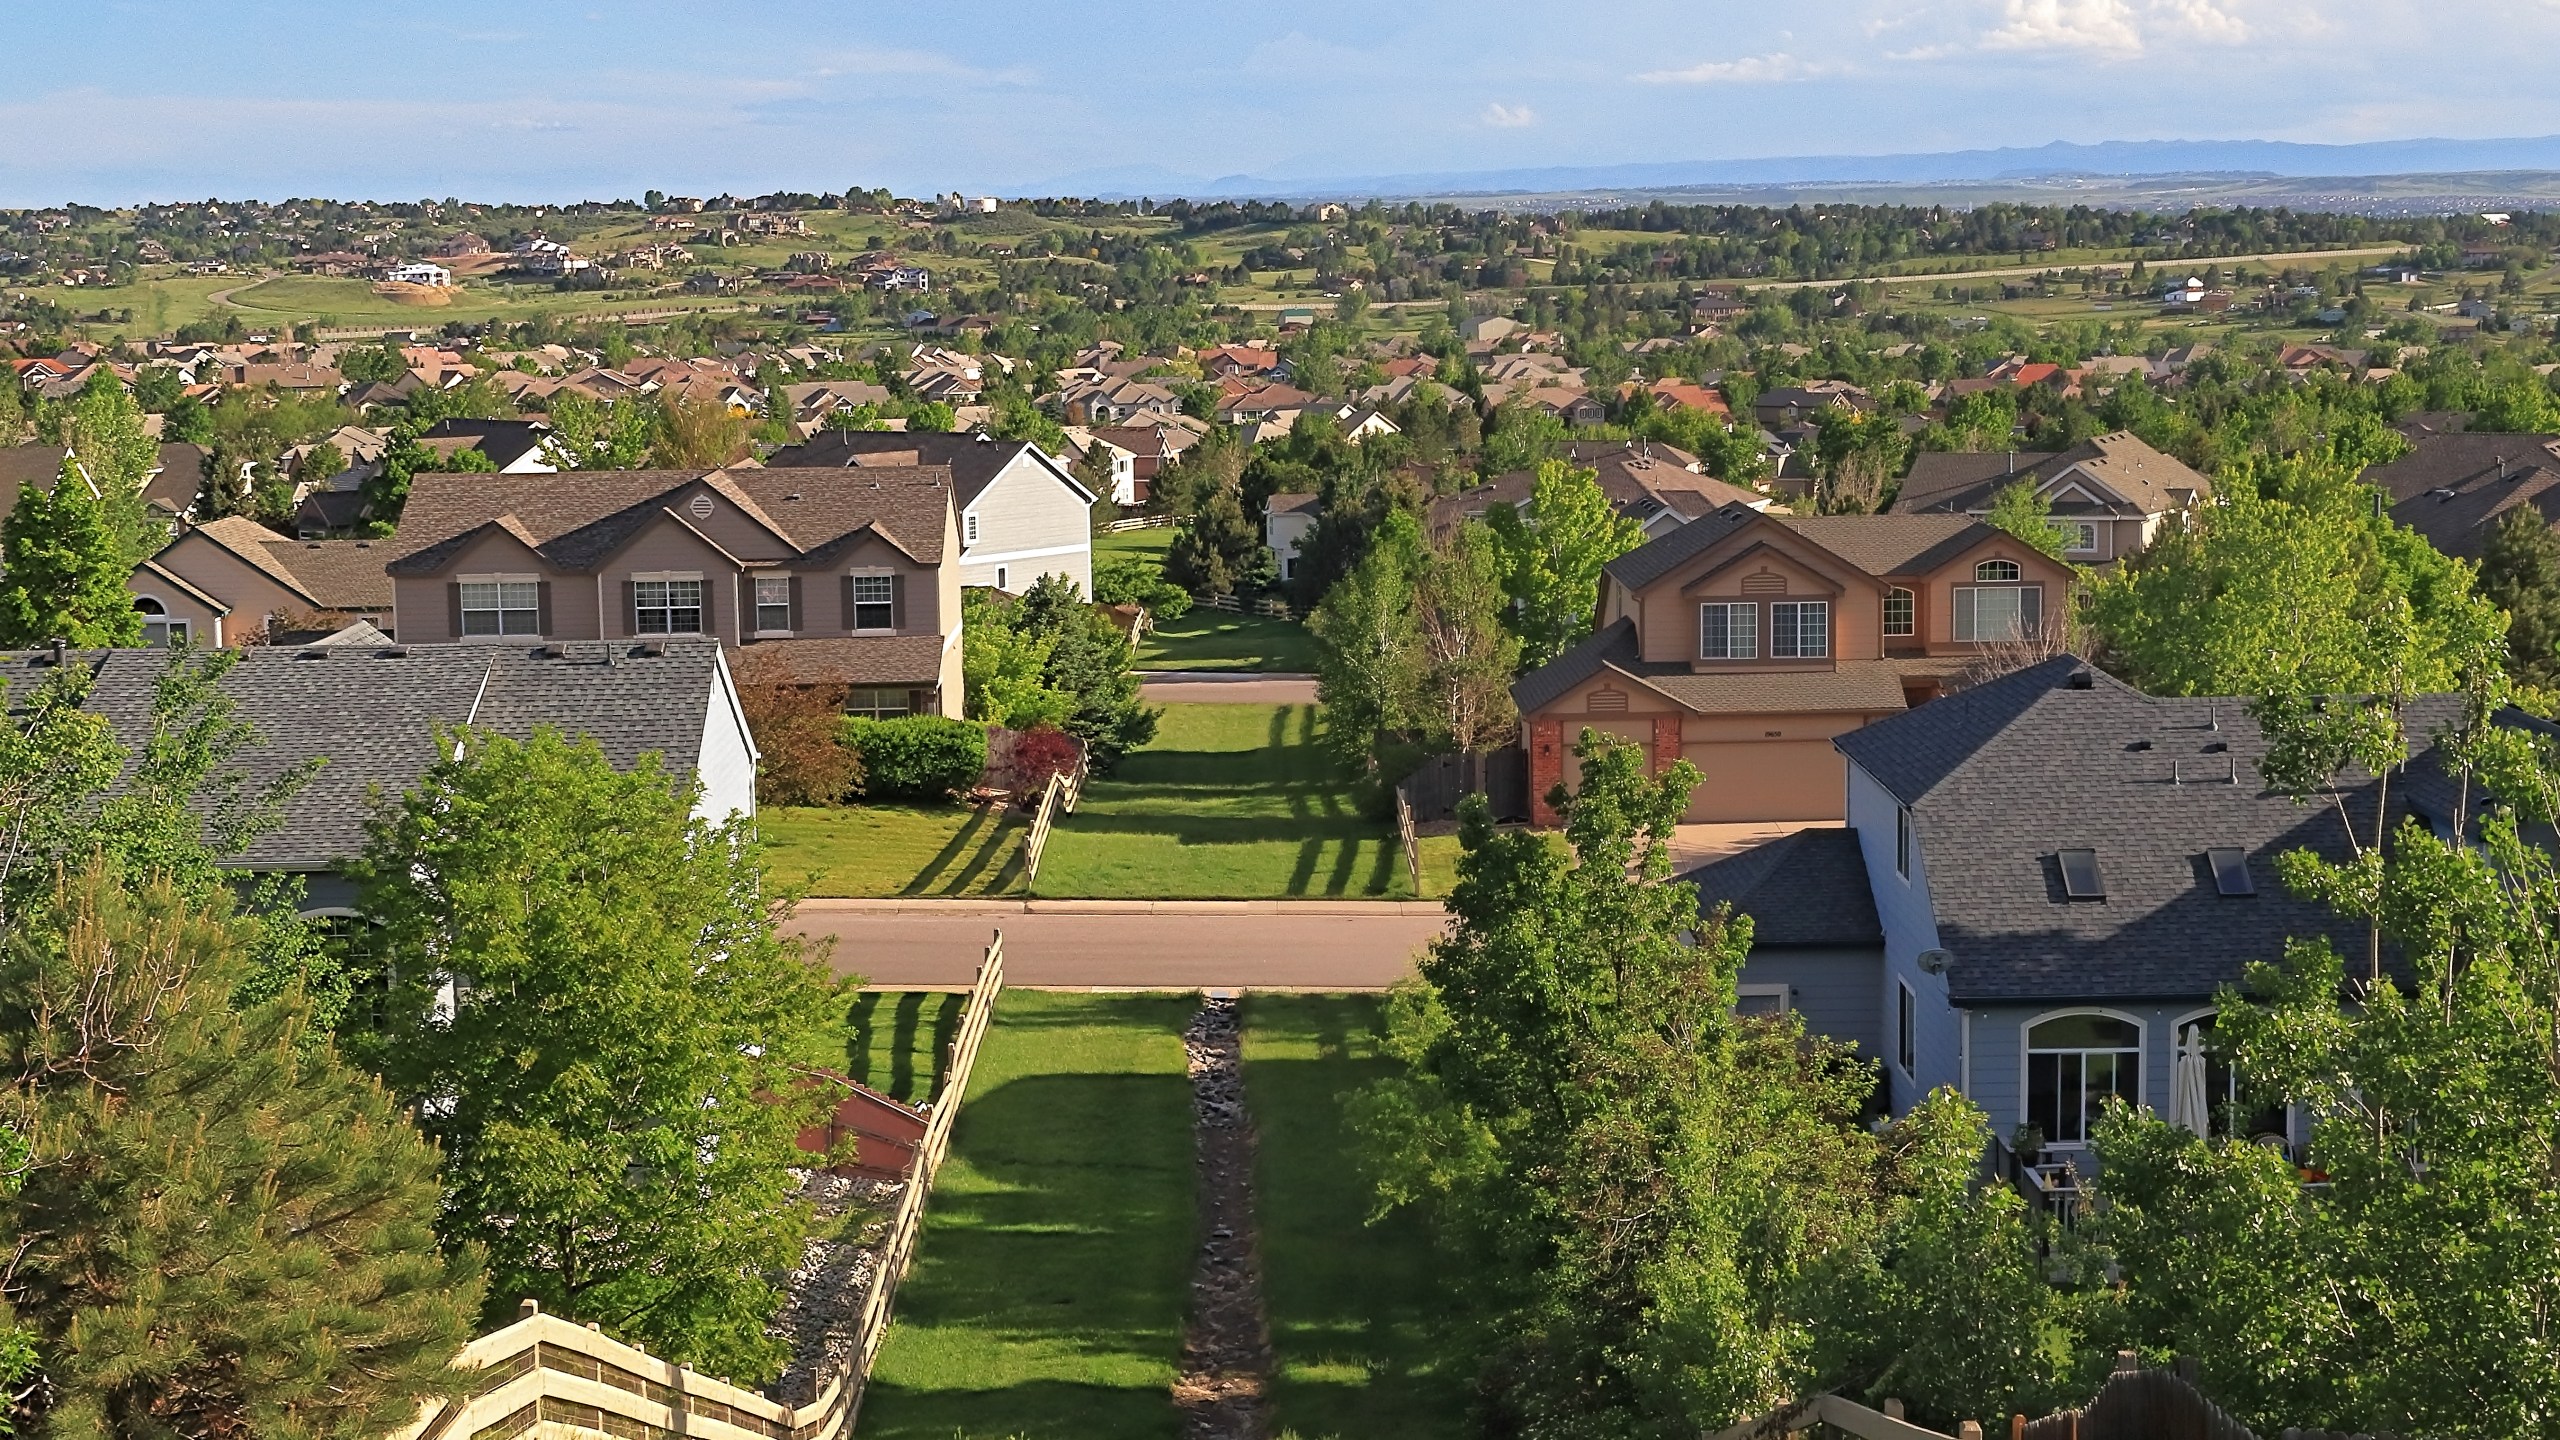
[
  {"left": 688, "top": 493, "right": 716, "bottom": 520},
  {"left": 1587, "top": 686, "right": 1629, "bottom": 714},
  {"left": 1740, "top": 570, "right": 1787, "bottom": 595}
]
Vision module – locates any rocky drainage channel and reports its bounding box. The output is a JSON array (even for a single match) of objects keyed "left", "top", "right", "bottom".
[
  {"left": 768, "top": 1168, "right": 905, "bottom": 1405},
  {"left": 1175, "top": 992, "right": 1275, "bottom": 1440}
]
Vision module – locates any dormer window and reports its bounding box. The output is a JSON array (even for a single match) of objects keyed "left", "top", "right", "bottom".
[
  {"left": 1975, "top": 559, "right": 2022, "bottom": 582},
  {"left": 1769, "top": 600, "right": 1830, "bottom": 658},
  {"left": 1699, "top": 602, "right": 1758, "bottom": 659}
]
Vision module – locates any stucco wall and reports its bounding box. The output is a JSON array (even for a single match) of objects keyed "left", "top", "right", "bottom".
[
  {"left": 1634, "top": 532, "right": 1880, "bottom": 665},
  {"left": 144, "top": 534, "right": 307, "bottom": 644}
]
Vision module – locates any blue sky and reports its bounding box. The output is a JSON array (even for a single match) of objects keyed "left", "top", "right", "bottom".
[{"left": 9, "top": 0, "right": 2560, "bottom": 205}]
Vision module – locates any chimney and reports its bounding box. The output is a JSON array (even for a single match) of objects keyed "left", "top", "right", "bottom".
[
  {"left": 48, "top": 637, "right": 66, "bottom": 668},
  {"left": 2005, "top": 450, "right": 2015, "bottom": 475}
]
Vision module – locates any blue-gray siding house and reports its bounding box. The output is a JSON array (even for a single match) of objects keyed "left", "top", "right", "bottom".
[{"left": 1687, "top": 655, "right": 2464, "bottom": 1163}]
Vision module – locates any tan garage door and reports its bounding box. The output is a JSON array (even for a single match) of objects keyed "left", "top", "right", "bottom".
[
  {"left": 1557, "top": 719, "right": 1655, "bottom": 796},
  {"left": 1679, "top": 739, "right": 1845, "bottom": 823}
]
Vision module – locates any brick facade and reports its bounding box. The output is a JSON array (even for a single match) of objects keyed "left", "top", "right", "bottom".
[
  {"left": 1652, "top": 714, "right": 1683, "bottom": 777},
  {"left": 1529, "top": 716, "right": 1564, "bottom": 828}
]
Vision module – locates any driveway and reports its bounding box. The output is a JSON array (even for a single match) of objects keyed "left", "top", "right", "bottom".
[
  {"left": 789, "top": 899, "right": 1444, "bottom": 990},
  {"left": 1671, "top": 820, "right": 1840, "bottom": 873},
  {"left": 1139, "top": 671, "right": 1319, "bottom": 705}
]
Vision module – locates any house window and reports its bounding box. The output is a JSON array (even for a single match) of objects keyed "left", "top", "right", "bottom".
[
  {"left": 1976, "top": 559, "right": 2022, "bottom": 582},
  {"left": 1896, "top": 980, "right": 1917, "bottom": 1076},
  {"left": 1883, "top": 587, "right": 1915, "bottom": 637},
  {"left": 2179, "top": 1016, "right": 2289, "bottom": 1142},
  {"left": 460, "top": 577, "right": 541, "bottom": 636},
  {"left": 633, "top": 577, "right": 703, "bottom": 634},
  {"left": 2058, "top": 847, "right": 2105, "bottom": 899},
  {"left": 754, "top": 576, "right": 794, "bottom": 635},
  {"left": 850, "top": 574, "right": 895, "bottom": 630},
  {"left": 1698, "top": 602, "right": 1758, "bottom": 659},
  {"left": 1895, "top": 804, "right": 1912, "bottom": 878},
  {"left": 994, "top": 566, "right": 1008, "bottom": 591},
  {"left": 2026, "top": 1013, "right": 2142, "bottom": 1146},
  {"left": 134, "top": 597, "right": 188, "bottom": 648},
  {"left": 964, "top": 512, "right": 980, "bottom": 545},
  {"left": 1770, "top": 600, "right": 1830, "bottom": 658},
  {"left": 1735, "top": 984, "right": 1789, "bottom": 1018},
  {"left": 2053, "top": 521, "right": 2099, "bottom": 554},
  {"left": 1952, "top": 584, "right": 2042, "bottom": 642},
  {"left": 845, "top": 687, "right": 913, "bottom": 719}
]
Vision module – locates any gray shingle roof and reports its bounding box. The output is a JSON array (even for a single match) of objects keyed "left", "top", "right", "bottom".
[
  {"left": 1832, "top": 655, "right": 2463, "bottom": 1003},
  {"left": 1681, "top": 827, "right": 1881, "bottom": 948},
  {"left": 762, "top": 430, "right": 1095, "bottom": 506},
  {"left": 17, "top": 641, "right": 725, "bottom": 871}
]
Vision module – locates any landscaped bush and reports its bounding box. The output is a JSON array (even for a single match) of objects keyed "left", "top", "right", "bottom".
[
  {"left": 1010, "top": 725, "right": 1082, "bottom": 792},
  {"left": 734, "top": 676, "right": 862, "bottom": 807},
  {"left": 842, "top": 715, "right": 988, "bottom": 801},
  {"left": 1094, "top": 555, "right": 1192, "bottom": 620}
]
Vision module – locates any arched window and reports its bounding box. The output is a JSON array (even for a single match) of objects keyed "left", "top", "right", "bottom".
[
  {"left": 133, "top": 596, "right": 188, "bottom": 648},
  {"left": 2025, "top": 1011, "right": 2141, "bottom": 1146},
  {"left": 1975, "top": 559, "right": 2022, "bottom": 583}
]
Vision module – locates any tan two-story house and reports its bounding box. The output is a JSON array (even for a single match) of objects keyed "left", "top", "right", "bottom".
[
  {"left": 1512, "top": 503, "right": 2076, "bottom": 825},
  {"left": 384, "top": 467, "right": 964, "bottom": 716},
  {"left": 1889, "top": 430, "right": 2208, "bottom": 565}
]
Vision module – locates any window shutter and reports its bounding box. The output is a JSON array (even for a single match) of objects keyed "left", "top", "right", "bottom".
[
  {"left": 842, "top": 576, "right": 857, "bottom": 632},
  {"left": 1952, "top": 587, "right": 1976, "bottom": 642},
  {"left": 446, "top": 582, "right": 463, "bottom": 639},
  {"left": 890, "top": 573, "right": 907, "bottom": 630},
  {"left": 2021, "top": 585, "right": 2044, "bottom": 638},
  {"left": 623, "top": 580, "right": 638, "bottom": 637},
  {"left": 787, "top": 576, "right": 802, "bottom": 632},
  {"left": 536, "top": 581, "right": 552, "bottom": 637}
]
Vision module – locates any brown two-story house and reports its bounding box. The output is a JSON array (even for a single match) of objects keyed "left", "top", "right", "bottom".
[
  {"left": 384, "top": 467, "right": 963, "bottom": 716},
  {"left": 1512, "top": 503, "right": 2076, "bottom": 825}
]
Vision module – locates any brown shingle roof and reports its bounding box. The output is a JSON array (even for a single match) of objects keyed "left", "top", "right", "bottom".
[
  {"left": 1891, "top": 432, "right": 2208, "bottom": 518},
  {"left": 735, "top": 635, "right": 949, "bottom": 687},
  {"left": 1769, "top": 513, "right": 1981, "bottom": 577}
]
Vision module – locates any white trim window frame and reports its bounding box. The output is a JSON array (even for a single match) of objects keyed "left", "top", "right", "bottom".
[
  {"left": 849, "top": 570, "right": 896, "bottom": 632},
  {"left": 1952, "top": 583, "right": 2043, "bottom": 643},
  {"left": 1882, "top": 586, "right": 1915, "bottom": 638},
  {"left": 633, "top": 571, "right": 705, "bottom": 635},
  {"left": 1770, "top": 599, "right": 1830, "bottom": 658},
  {"left": 963, "top": 510, "right": 981, "bottom": 546},
  {"left": 845, "top": 686, "right": 913, "bottom": 719},
  {"left": 1896, "top": 979, "right": 1917, "bottom": 1077},
  {"left": 2053, "top": 520, "right": 2100, "bottom": 555},
  {"left": 459, "top": 572, "right": 542, "bottom": 638},
  {"left": 1698, "top": 601, "right": 1758, "bottom": 659},
  {"left": 1895, "top": 804, "right": 1912, "bottom": 879},
  {"left": 2023, "top": 1009, "right": 2144, "bottom": 1147},
  {"left": 134, "top": 595, "right": 189, "bottom": 648},
  {"left": 752, "top": 575, "right": 794, "bottom": 637},
  {"left": 1735, "top": 983, "right": 1790, "bottom": 1018}
]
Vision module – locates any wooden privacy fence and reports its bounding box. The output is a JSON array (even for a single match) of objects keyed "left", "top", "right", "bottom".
[
  {"left": 1019, "top": 754, "right": 1088, "bottom": 886},
  {"left": 1398, "top": 747, "right": 1530, "bottom": 826},
  {"left": 1192, "top": 591, "right": 1294, "bottom": 619},
  {"left": 396, "top": 936, "right": 1008, "bottom": 1440},
  {"left": 1102, "top": 514, "right": 1176, "bottom": 533}
]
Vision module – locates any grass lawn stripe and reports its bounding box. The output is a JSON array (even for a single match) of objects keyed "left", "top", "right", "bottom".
[
  {"left": 1243, "top": 995, "right": 1470, "bottom": 1440},
  {"left": 762, "top": 802, "right": 1025, "bottom": 898},
  {"left": 860, "top": 991, "right": 1196, "bottom": 1440}
]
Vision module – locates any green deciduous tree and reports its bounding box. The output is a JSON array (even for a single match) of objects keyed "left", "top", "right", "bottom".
[
  {"left": 962, "top": 591, "right": 1073, "bottom": 730},
  {"left": 0, "top": 457, "right": 145, "bottom": 649},
  {"left": 1414, "top": 522, "right": 1520, "bottom": 753},
  {"left": 2476, "top": 506, "right": 2560, "bottom": 689},
  {"left": 1486, "top": 460, "right": 1646, "bottom": 672},
  {"left": 1983, "top": 478, "right": 2069, "bottom": 561},
  {"left": 358, "top": 729, "right": 839, "bottom": 1383},
  {"left": 1310, "top": 512, "right": 1424, "bottom": 773},
  {"left": 1, "top": 863, "right": 483, "bottom": 1439}
]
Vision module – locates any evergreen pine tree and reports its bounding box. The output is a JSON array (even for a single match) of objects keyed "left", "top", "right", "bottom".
[
  {"left": 0, "top": 457, "right": 145, "bottom": 648},
  {"left": 2, "top": 862, "right": 483, "bottom": 1438},
  {"left": 2479, "top": 505, "right": 2560, "bottom": 688}
]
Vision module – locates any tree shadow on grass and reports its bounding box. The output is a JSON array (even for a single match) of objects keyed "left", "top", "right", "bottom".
[{"left": 899, "top": 804, "right": 996, "bottom": 896}]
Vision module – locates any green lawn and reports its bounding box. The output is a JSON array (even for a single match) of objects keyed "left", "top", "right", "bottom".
[
  {"left": 835, "top": 991, "right": 967, "bottom": 1103},
  {"left": 761, "top": 803, "right": 1024, "bottom": 898},
  {"left": 860, "top": 991, "right": 1197, "bottom": 1440},
  {"left": 1136, "top": 607, "right": 1321, "bottom": 673},
  {"left": 1245, "top": 996, "right": 1470, "bottom": 1440},
  {"left": 1035, "top": 704, "right": 1412, "bottom": 899},
  {"left": 1094, "top": 526, "right": 1177, "bottom": 566}
]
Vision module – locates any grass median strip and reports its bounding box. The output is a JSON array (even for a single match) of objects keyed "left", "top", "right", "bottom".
[
  {"left": 763, "top": 802, "right": 1025, "bottom": 898},
  {"left": 860, "top": 991, "right": 1197, "bottom": 1440},
  {"left": 1243, "top": 995, "right": 1470, "bottom": 1440},
  {"left": 1035, "top": 704, "right": 1412, "bottom": 900}
]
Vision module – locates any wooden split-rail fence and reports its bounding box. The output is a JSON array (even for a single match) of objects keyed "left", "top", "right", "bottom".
[
  {"left": 1019, "top": 753, "right": 1088, "bottom": 887},
  {"left": 395, "top": 937, "right": 1009, "bottom": 1440}
]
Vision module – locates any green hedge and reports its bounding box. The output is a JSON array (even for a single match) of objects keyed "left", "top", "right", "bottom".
[{"left": 843, "top": 715, "right": 988, "bottom": 802}]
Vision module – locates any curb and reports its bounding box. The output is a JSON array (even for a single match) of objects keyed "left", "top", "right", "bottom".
[{"left": 797, "top": 897, "right": 1445, "bottom": 916}]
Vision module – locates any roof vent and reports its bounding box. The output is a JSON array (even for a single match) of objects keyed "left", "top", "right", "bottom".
[
  {"left": 2066, "top": 668, "right": 2094, "bottom": 689},
  {"left": 2058, "top": 848, "right": 2106, "bottom": 899},
  {"left": 636, "top": 640, "right": 667, "bottom": 658},
  {"left": 538, "top": 643, "right": 566, "bottom": 659},
  {"left": 2128, "top": 738, "right": 2153, "bottom": 751},
  {"left": 2207, "top": 847, "right": 2255, "bottom": 896},
  {"left": 374, "top": 646, "right": 408, "bottom": 659},
  {"left": 296, "top": 647, "right": 331, "bottom": 660}
]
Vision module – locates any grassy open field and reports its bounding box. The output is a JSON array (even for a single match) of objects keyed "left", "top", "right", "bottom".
[
  {"left": 1244, "top": 995, "right": 1470, "bottom": 1440},
  {"left": 1136, "top": 608, "right": 1322, "bottom": 673},
  {"left": 860, "top": 991, "right": 1197, "bottom": 1440},
  {"left": 762, "top": 803, "right": 1024, "bottom": 898},
  {"left": 1036, "top": 704, "right": 1412, "bottom": 900}
]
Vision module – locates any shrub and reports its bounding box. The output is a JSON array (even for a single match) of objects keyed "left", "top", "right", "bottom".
[
  {"left": 737, "top": 682, "right": 862, "bottom": 807},
  {"left": 1094, "top": 555, "right": 1193, "bottom": 620},
  {"left": 842, "top": 715, "right": 987, "bottom": 801},
  {"left": 1010, "top": 725, "right": 1082, "bottom": 792}
]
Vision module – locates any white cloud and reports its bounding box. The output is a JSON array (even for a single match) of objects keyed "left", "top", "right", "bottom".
[
  {"left": 1637, "top": 52, "right": 1822, "bottom": 84},
  {"left": 807, "top": 47, "right": 1033, "bottom": 85},
  {"left": 2152, "top": 0, "right": 2251, "bottom": 43},
  {"left": 1976, "top": 0, "right": 2249, "bottom": 54},
  {"left": 1481, "top": 102, "right": 1537, "bottom": 128}
]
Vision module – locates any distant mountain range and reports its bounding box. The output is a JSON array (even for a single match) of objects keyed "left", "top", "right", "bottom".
[{"left": 1027, "top": 137, "right": 2560, "bottom": 201}]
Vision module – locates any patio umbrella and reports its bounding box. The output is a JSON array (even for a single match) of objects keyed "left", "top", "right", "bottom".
[{"left": 2170, "top": 1025, "right": 2212, "bottom": 1137}]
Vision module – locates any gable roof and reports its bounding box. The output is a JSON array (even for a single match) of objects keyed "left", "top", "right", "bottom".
[
  {"left": 761, "top": 430, "right": 1096, "bottom": 507},
  {"left": 1891, "top": 432, "right": 2209, "bottom": 518},
  {"left": 1605, "top": 501, "right": 2009, "bottom": 594},
  {"left": 17, "top": 640, "right": 729, "bottom": 871},
  {"left": 384, "top": 468, "right": 953, "bottom": 576},
  {"left": 1831, "top": 656, "right": 2464, "bottom": 1003},
  {"left": 1682, "top": 827, "right": 1880, "bottom": 948}
]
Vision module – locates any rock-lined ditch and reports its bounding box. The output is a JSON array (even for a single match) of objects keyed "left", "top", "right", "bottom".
[
  {"left": 769, "top": 1169, "right": 904, "bottom": 1405},
  {"left": 1175, "top": 993, "right": 1274, "bottom": 1440}
]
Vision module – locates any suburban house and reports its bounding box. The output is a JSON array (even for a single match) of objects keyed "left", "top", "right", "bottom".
[
  {"left": 2361, "top": 431, "right": 2560, "bottom": 561},
  {"left": 415, "top": 417, "right": 566, "bottom": 474},
  {"left": 1076, "top": 422, "right": 1202, "bottom": 506},
  {"left": 384, "top": 466, "right": 964, "bottom": 717},
  {"left": 1752, "top": 381, "right": 1872, "bottom": 430},
  {"left": 1890, "top": 431, "right": 2211, "bottom": 564},
  {"left": 1686, "top": 655, "right": 2461, "bottom": 1167},
  {"left": 1510, "top": 503, "right": 2076, "bottom": 825},
  {"left": 131, "top": 516, "right": 396, "bottom": 646},
  {"left": 13, "top": 639, "right": 755, "bottom": 915},
  {"left": 1429, "top": 440, "right": 1771, "bottom": 541},
  {"left": 762, "top": 430, "right": 1096, "bottom": 593},
  {"left": 1, "top": 441, "right": 210, "bottom": 530},
  {"left": 1265, "top": 493, "right": 1321, "bottom": 582}
]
